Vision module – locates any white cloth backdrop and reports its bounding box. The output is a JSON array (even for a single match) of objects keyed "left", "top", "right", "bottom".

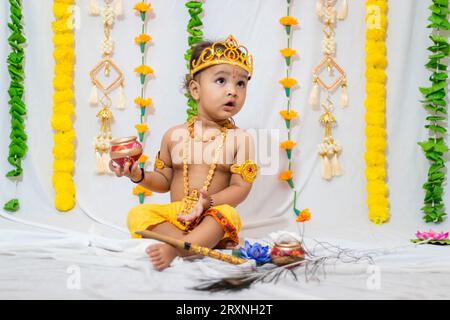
[{"left": 1, "top": 0, "right": 450, "bottom": 296}]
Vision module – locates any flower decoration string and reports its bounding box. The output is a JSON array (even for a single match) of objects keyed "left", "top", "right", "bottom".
[
  {"left": 132, "top": 1, "right": 153, "bottom": 203},
  {"left": 418, "top": 0, "right": 450, "bottom": 223},
  {"left": 4, "top": 0, "right": 27, "bottom": 212},
  {"left": 184, "top": 0, "right": 205, "bottom": 121},
  {"left": 278, "top": 0, "right": 304, "bottom": 218},
  {"left": 51, "top": 0, "right": 76, "bottom": 212},
  {"left": 364, "top": 0, "right": 389, "bottom": 224},
  {"left": 309, "top": 0, "right": 348, "bottom": 181}
]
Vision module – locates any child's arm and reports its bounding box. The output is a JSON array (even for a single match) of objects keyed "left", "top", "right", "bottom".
[
  {"left": 135, "top": 128, "right": 174, "bottom": 192},
  {"left": 110, "top": 129, "right": 174, "bottom": 193},
  {"left": 206, "top": 130, "right": 256, "bottom": 208}
]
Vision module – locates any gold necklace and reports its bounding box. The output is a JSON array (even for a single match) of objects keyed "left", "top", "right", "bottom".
[
  {"left": 180, "top": 117, "right": 229, "bottom": 227},
  {"left": 190, "top": 117, "right": 232, "bottom": 142}
]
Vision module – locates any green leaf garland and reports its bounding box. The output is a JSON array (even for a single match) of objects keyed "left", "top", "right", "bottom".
[
  {"left": 411, "top": 238, "right": 450, "bottom": 245},
  {"left": 418, "top": 0, "right": 450, "bottom": 223},
  {"left": 185, "top": 0, "right": 204, "bottom": 121},
  {"left": 4, "top": 0, "right": 27, "bottom": 212}
]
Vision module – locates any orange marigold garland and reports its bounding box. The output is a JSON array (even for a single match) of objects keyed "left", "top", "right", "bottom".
[
  {"left": 133, "top": 1, "right": 153, "bottom": 203},
  {"left": 51, "top": 0, "right": 76, "bottom": 211},
  {"left": 278, "top": 0, "right": 303, "bottom": 217}
]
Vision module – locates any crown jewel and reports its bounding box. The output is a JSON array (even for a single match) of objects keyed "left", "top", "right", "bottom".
[{"left": 190, "top": 35, "right": 253, "bottom": 77}]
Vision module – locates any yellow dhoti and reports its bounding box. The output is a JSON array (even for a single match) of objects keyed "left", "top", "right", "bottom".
[{"left": 127, "top": 201, "right": 241, "bottom": 245}]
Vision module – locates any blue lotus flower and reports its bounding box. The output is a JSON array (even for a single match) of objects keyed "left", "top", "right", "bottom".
[{"left": 239, "top": 240, "right": 271, "bottom": 265}]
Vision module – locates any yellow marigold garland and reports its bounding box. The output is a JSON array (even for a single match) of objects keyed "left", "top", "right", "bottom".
[
  {"left": 51, "top": 0, "right": 76, "bottom": 212},
  {"left": 133, "top": 1, "right": 153, "bottom": 203},
  {"left": 278, "top": 0, "right": 303, "bottom": 216},
  {"left": 364, "top": 0, "right": 389, "bottom": 224}
]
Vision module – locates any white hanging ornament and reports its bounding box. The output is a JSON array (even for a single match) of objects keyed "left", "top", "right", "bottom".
[
  {"left": 337, "top": 0, "right": 348, "bottom": 20},
  {"left": 89, "top": 84, "right": 99, "bottom": 105},
  {"left": 102, "top": 152, "right": 113, "bottom": 173},
  {"left": 101, "top": 38, "right": 114, "bottom": 55},
  {"left": 114, "top": 0, "right": 123, "bottom": 17},
  {"left": 330, "top": 140, "right": 342, "bottom": 176},
  {"left": 88, "top": 0, "right": 100, "bottom": 16},
  {"left": 101, "top": 4, "right": 115, "bottom": 27},
  {"left": 323, "top": 5, "right": 337, "bottom": 24},
  {"left": 322, "top": 36, "right": 336, "bottom": 55},
  {"left": 318, "top": 144, "right": 332, "bottom": 180},
  {"left": 321, "top": 154, "right": 332, "bottom": 180},
  {"left": 331, "top": 153, "right": 342, "bottom": 176},
  {"left": 117, "top": 82, "right": 126, "bottom": 110},
  {"left": 95, "top": 150, "right": 105, "bottom": 173},
  {"left": 316, "top": 0, "right": 324, "bottom": 17},
  {"left": 340, "top": 83, "right": 348, "bottom": 108},
  {"left": 309, "top": 81, "right": 320, "bottom": 110}
]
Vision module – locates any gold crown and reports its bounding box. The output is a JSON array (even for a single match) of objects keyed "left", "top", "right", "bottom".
[{"left": 190, "top": 35, "right": 253, "bottom": 77}]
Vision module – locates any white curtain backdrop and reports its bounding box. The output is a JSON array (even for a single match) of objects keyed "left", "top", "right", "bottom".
[{"left": 1, "top": 0, "right": 448, "bottom": 243}]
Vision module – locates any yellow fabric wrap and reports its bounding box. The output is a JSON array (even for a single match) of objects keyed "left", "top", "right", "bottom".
[{"left": 127, "top": 201, "right": 241, "bottom": 244}]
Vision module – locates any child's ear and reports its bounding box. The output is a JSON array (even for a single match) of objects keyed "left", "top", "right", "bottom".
[{"left": 189, "top": 78, "right": 200, "bottom": 101}]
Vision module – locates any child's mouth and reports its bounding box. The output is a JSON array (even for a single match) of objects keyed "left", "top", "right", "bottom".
[{"left": 223, "top": 101, "right": 235, "bottom": 110}]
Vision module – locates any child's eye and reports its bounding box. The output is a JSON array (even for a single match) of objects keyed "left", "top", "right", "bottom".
[
  {"left": 215, "top": 77, "right": 225, "bottom": 85},
  {"left": 237, "top": 81, "right": 246, "bottom": 88}
]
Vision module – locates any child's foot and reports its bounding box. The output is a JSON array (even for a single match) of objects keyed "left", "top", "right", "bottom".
[
  {"left": 146, "top": 243, "right": 178, "bottom": 271},
  {"left": 214, "top": 239, "right": 237, "bottom": 250}
]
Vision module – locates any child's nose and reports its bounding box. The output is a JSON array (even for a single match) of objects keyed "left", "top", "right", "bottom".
[{"left": 227, "top": 85, "right": 237, "bottom": 97}]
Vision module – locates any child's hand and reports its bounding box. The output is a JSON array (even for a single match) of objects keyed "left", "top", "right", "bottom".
[
  {"left": 177, "top": 190, "right": 210, "bottom": 223},
  {"left": 109, "top": 159, "right": 142, "bottom": 181}
]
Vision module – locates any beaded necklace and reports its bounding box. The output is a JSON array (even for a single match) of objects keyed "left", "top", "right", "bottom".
[{"left": 180, "top": 116, "right": 232, "bottom": 226}]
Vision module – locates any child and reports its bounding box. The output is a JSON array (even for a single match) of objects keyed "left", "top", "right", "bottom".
[{"left": 110, "top": 35, "right": 258, "bottom": 271}]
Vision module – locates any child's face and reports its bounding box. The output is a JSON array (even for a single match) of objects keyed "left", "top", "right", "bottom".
[{"left": 189, "top": 63, "right": 249, "bottom": 121}]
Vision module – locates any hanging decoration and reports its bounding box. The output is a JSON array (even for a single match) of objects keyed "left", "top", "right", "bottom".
[
  {"left": 309, "top": 0, "right": 348, "bottom": 181},
  {"left": 88, "top": 0, "right": 125, "bottom": 174},
  {"left": 51, "top": 0, "right": 76, "bottom": 211},
  {"left": 4, "top": 0, "right": 27, "bottom": 212},
  {"left": 132, "top": 1, "right": 153, "bottom": 204},
  {"left": 418, "top": 0, "right": 450, "bottom": 223},
  {"left": 184, "top": 0, "right": 205, "bottom": 121},
  {"left": 365, "top": 0, "right": 389, "bottom": 224},
  {"left": 278, "top": 0, "right": 303, "bottom": 218}
]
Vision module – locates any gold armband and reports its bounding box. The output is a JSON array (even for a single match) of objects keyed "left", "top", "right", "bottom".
[
  {"left": 154, "top": 151, "right": 169, "bottom": 170},
  {"left": 230, "top": 160, "right": 258, "bottom": 183}
]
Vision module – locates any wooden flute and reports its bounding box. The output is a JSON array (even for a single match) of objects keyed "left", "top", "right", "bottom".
[{"left": 135, "top": 230, "right": 247, "bottom": 265}]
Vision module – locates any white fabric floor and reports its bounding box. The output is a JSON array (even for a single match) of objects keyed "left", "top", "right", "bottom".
[{"left": 1, "top": 214, "right": 449, "bottom": 300}]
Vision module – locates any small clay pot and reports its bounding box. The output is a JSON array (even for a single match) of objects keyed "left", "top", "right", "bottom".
[
  {"left": 109, "top": 136, "right": 143, "bottom": 168},
  {"left": 270, "top": 241, "right": 305, "bottom": 266}
]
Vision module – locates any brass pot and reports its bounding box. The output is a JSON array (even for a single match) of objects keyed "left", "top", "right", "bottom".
[
  {"left": 109, "top": 136, "right": 143, "bottom": 168},
  {"left": 270, "top": 241, "right": 305, "bottom": 266}
]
